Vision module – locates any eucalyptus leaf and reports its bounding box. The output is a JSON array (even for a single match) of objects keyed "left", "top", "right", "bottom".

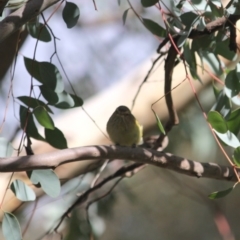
[
  {"left": 142, "top": 18, "right": 166, "bottom": 38},
  {"left": 33, "top": 107, "right": 55, "bottom": 130},
  {"left": 18, "top": 96, "right": 53, "bottom": 113},
  {"left": 27, "top": 22, "right": 51, "bottom": 42},
  {"left": 233, "top": 147, "right": 240, "bottom": 167},
  {"left": 29, "top": 169, "right": 61, "bottom": 197},
  {"left": 40, "top": 85, "right": 83, "bottom": 108},
  {"left": 19, "top": 105, "right": 45, "bottom": 141},
  {"left": 214, "top": 130, "right": 240, "bottom": 148},
  {"left": 209, "top": 186, "right": 234, "bottom": 199},
  {"left": 62, "top": 1, "right": 80, "bottom": 28},
  {"left": 141, "top": 0, "right": 158, "bottom": 7},
  {"left": 227, "top": 108, "right": 240, "bottom": 135},
  {"left": 153, "top": 110, "right": 165, "bottom": 134},
  {"left": 224, "top": 70, "right": 240, "bottom": 98},
  {"left": 24, "top": 57, "right": 64, "bottom": 92},
  {"left": 45, "top": 127, "right": 68, "bottom": 149},
  {"left": 2, "top": 212, "right": 22, "bottom": 240},
  {"left": 10, "top": 179, "right": 36, "bottom": 201},
  {"left": 207, "top": 111, "right": 228, "bottom": 133},
  {"left": 200, "top": 51, "right": 223, "bottom": 76},
  {"left": 122, "top": 8, "right": 130, "bottom": 25}
]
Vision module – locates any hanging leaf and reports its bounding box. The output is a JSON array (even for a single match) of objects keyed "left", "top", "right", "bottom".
[
  {"left": 29, "top": 169, "right": 61, "bottom": 197},
  {"left": 233, "top": 147, "right": 240, "bottom": 167},
  {"left": 225, "top": 70, "right": 240, "bottom": 98},
  {"left": 153, "top": 110, "right": 165, "bottom": 134},
  {"left": 183, "top": 41, "right": 200, "bottom": 81},
  {"left": 24, "top": 57, "right": 64, "bottom": 92},
  {"left": 141, "top": 0, "right": 159, "bottom": 7},
  {"left": 200, "top": 51, "right": 223, "bottom": 76},
  {"left": 19, "top": 105, "right": 45, "bottom": 141},
  {"left": 122, "top": 8, "right": 130, "bottom": 25},
  {"left": 207, "top": 111, "right": 228, "bottom": 133},
  {"left": 209, "top": 185, "right": 235, "bottom": 199},
  {"left": 214, "top": 130, "right": 240, "bottom": 148},
  {"left": 45, "top": 127, "right": 68, "bottom": 149},
  {"left": 27, "top": 22, "right": 51, "bottom": 42},
  {"left": 211, "top": 91, "right": 231, "bottom": 118},
  {"left": 40, "top": 85, "right": 83, "bottom": 108},
  {"left": 18, "top": 96, "right": 53, "bottom": 113},
  {"left": 10, "top": 179, "right": 36, "bottom": 201},
  {"left": 33, "top": 107, "right": 55, "bottom": 130},
  {"left": 227, "top": 108, "right": 240, "bottom": 135},
  {"left": 62, "top": 1, "right": 80, "bottom": 28},
  {"left": 215, "top": 40, "right": 237, "bottom": 60},
  {"left": 208, "top": 0, "right": 224, "bottom": 17},
  {"left": 2, "top": 212, "right": 22, "bottom": 240},
  {"left": 142, "top": 18, "right": 166, "bottom": 38}
]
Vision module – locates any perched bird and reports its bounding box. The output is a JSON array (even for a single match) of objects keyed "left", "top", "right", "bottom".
[{"left": 106, "top": 106, "right": 142, "bottom": 146}]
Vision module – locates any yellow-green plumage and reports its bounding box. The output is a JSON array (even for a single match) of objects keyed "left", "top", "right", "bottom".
[{"left": 107, "top": 106, "right": 142, "bottom": 146}]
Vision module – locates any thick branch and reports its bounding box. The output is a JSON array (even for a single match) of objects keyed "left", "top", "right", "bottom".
[
  {"left": 0, "top": 145, "right": 236, "bottom": 182},
  {"left": 0, "top": 0, "right": 60, "bottom": 43}
]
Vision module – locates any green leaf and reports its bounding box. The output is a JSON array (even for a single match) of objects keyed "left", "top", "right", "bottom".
[
  {"left": 183, "top": 42, "right": 200, "bottom": 81},
  {"left": 39, "top": 85, "right": 58, "bottom": 105},
  {"left": 200, "top": 51, "right": 223, "bottom": 76},
  {"left": 214, "top": 130, "right": 240, "bottom": 148},
  {"left": 29, "top": 169, "right": 61, "bottom": 197},
  {"left": 10, "top": 179, "right": 36, "bottom": 201},
  {"left": 24, "top": 57, "right": 64, "bottom": 92},
  {"left": 215, "top": 40, "right": 237, "bottom": 60},
  {"left": 192, "top": 35, "right": 215, "bottom": 51},
  {"left": 208, "top": 0, "right": 224, "bottom": 17},
  {"left": 24, "top": 57, "right": 41, "bottom": 81},
  {"left": 225, "top": 70, "right": 240, "bottom": 98},
  {"left": 227, "top": 108, "right": 240, "bottom": 135},
  {"left": 62, "top": 1, "right": 80, "bottom": 28},
  {"left": 0, "top": 137, "right": 13, "bottom": 157},
  {"left": 211, "top": 91, "right": 231, "bottom": 118},
  {"left": 208, "top": 186, "right": 234, "bottom": 199},
  {"left": 212, "top": 83, "right": 221, "bottom": 99},
  {"left": 2, "top": 212, "right": 22, "bottom": 240},
  {"left": 40, "top": 86, "right": 83, "bottom": 108},
  {"left": 177, "top": 29, "right": 192, "bottom": 48},
  {"left": 196, "top": 16, "right": 206, "bottom": 31},
  {"left": 18, "top": 96, "right": 53, "bottom": 113},
  {"left": 233, "top": 147, "right": 240, "bottom": 167},
  {"left": 141, "top": 0, "right": 159, "bottom": 7},
  {"left": 122, "top": 8, "right": 130, "bottom": 25},
  {"left": 45, "top": 127, "right": 68, "bottom": 149},
  {"left": 27, "top": 22, "right": 51, "bottom": 42},
  {"left": 70, "top": 94, "right": 84, "bottom": 107},
  {"left": 207, "top": 111, "right": 228, "bottom": 133},
  {"left": 19, "top": 105, "right": 45, "bottom": 141},
  {"left": 180, "top": 12, "right": 199, "bottom": 29},
  {"left": 55, "top": 92, "right": 75, "bottom": 109},
  {"left": 33, "top": 107, "right": 55, "bottom": 130},
  {"left": 153, "top": 110, "right": 165, "bottom": 134},
  {"left": 142, "top": 18, "right": 166, "bottom": 38}
]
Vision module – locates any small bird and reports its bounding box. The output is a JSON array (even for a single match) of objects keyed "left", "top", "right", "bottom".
[{"left": 106, "top": 106, "right": 143, "bottom": 146}]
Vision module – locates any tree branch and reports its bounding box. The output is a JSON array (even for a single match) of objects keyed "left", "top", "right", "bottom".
[
  {"left": 0, "top": 0, "right": 60, "bottom": 43},
  {"left": 0, "top": 145, "right": 236, "bottom": 182}
]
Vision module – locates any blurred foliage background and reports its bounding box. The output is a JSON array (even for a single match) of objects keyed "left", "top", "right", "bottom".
[{"left": 0, "top": 0, "right": 240, "bottom": 240}]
